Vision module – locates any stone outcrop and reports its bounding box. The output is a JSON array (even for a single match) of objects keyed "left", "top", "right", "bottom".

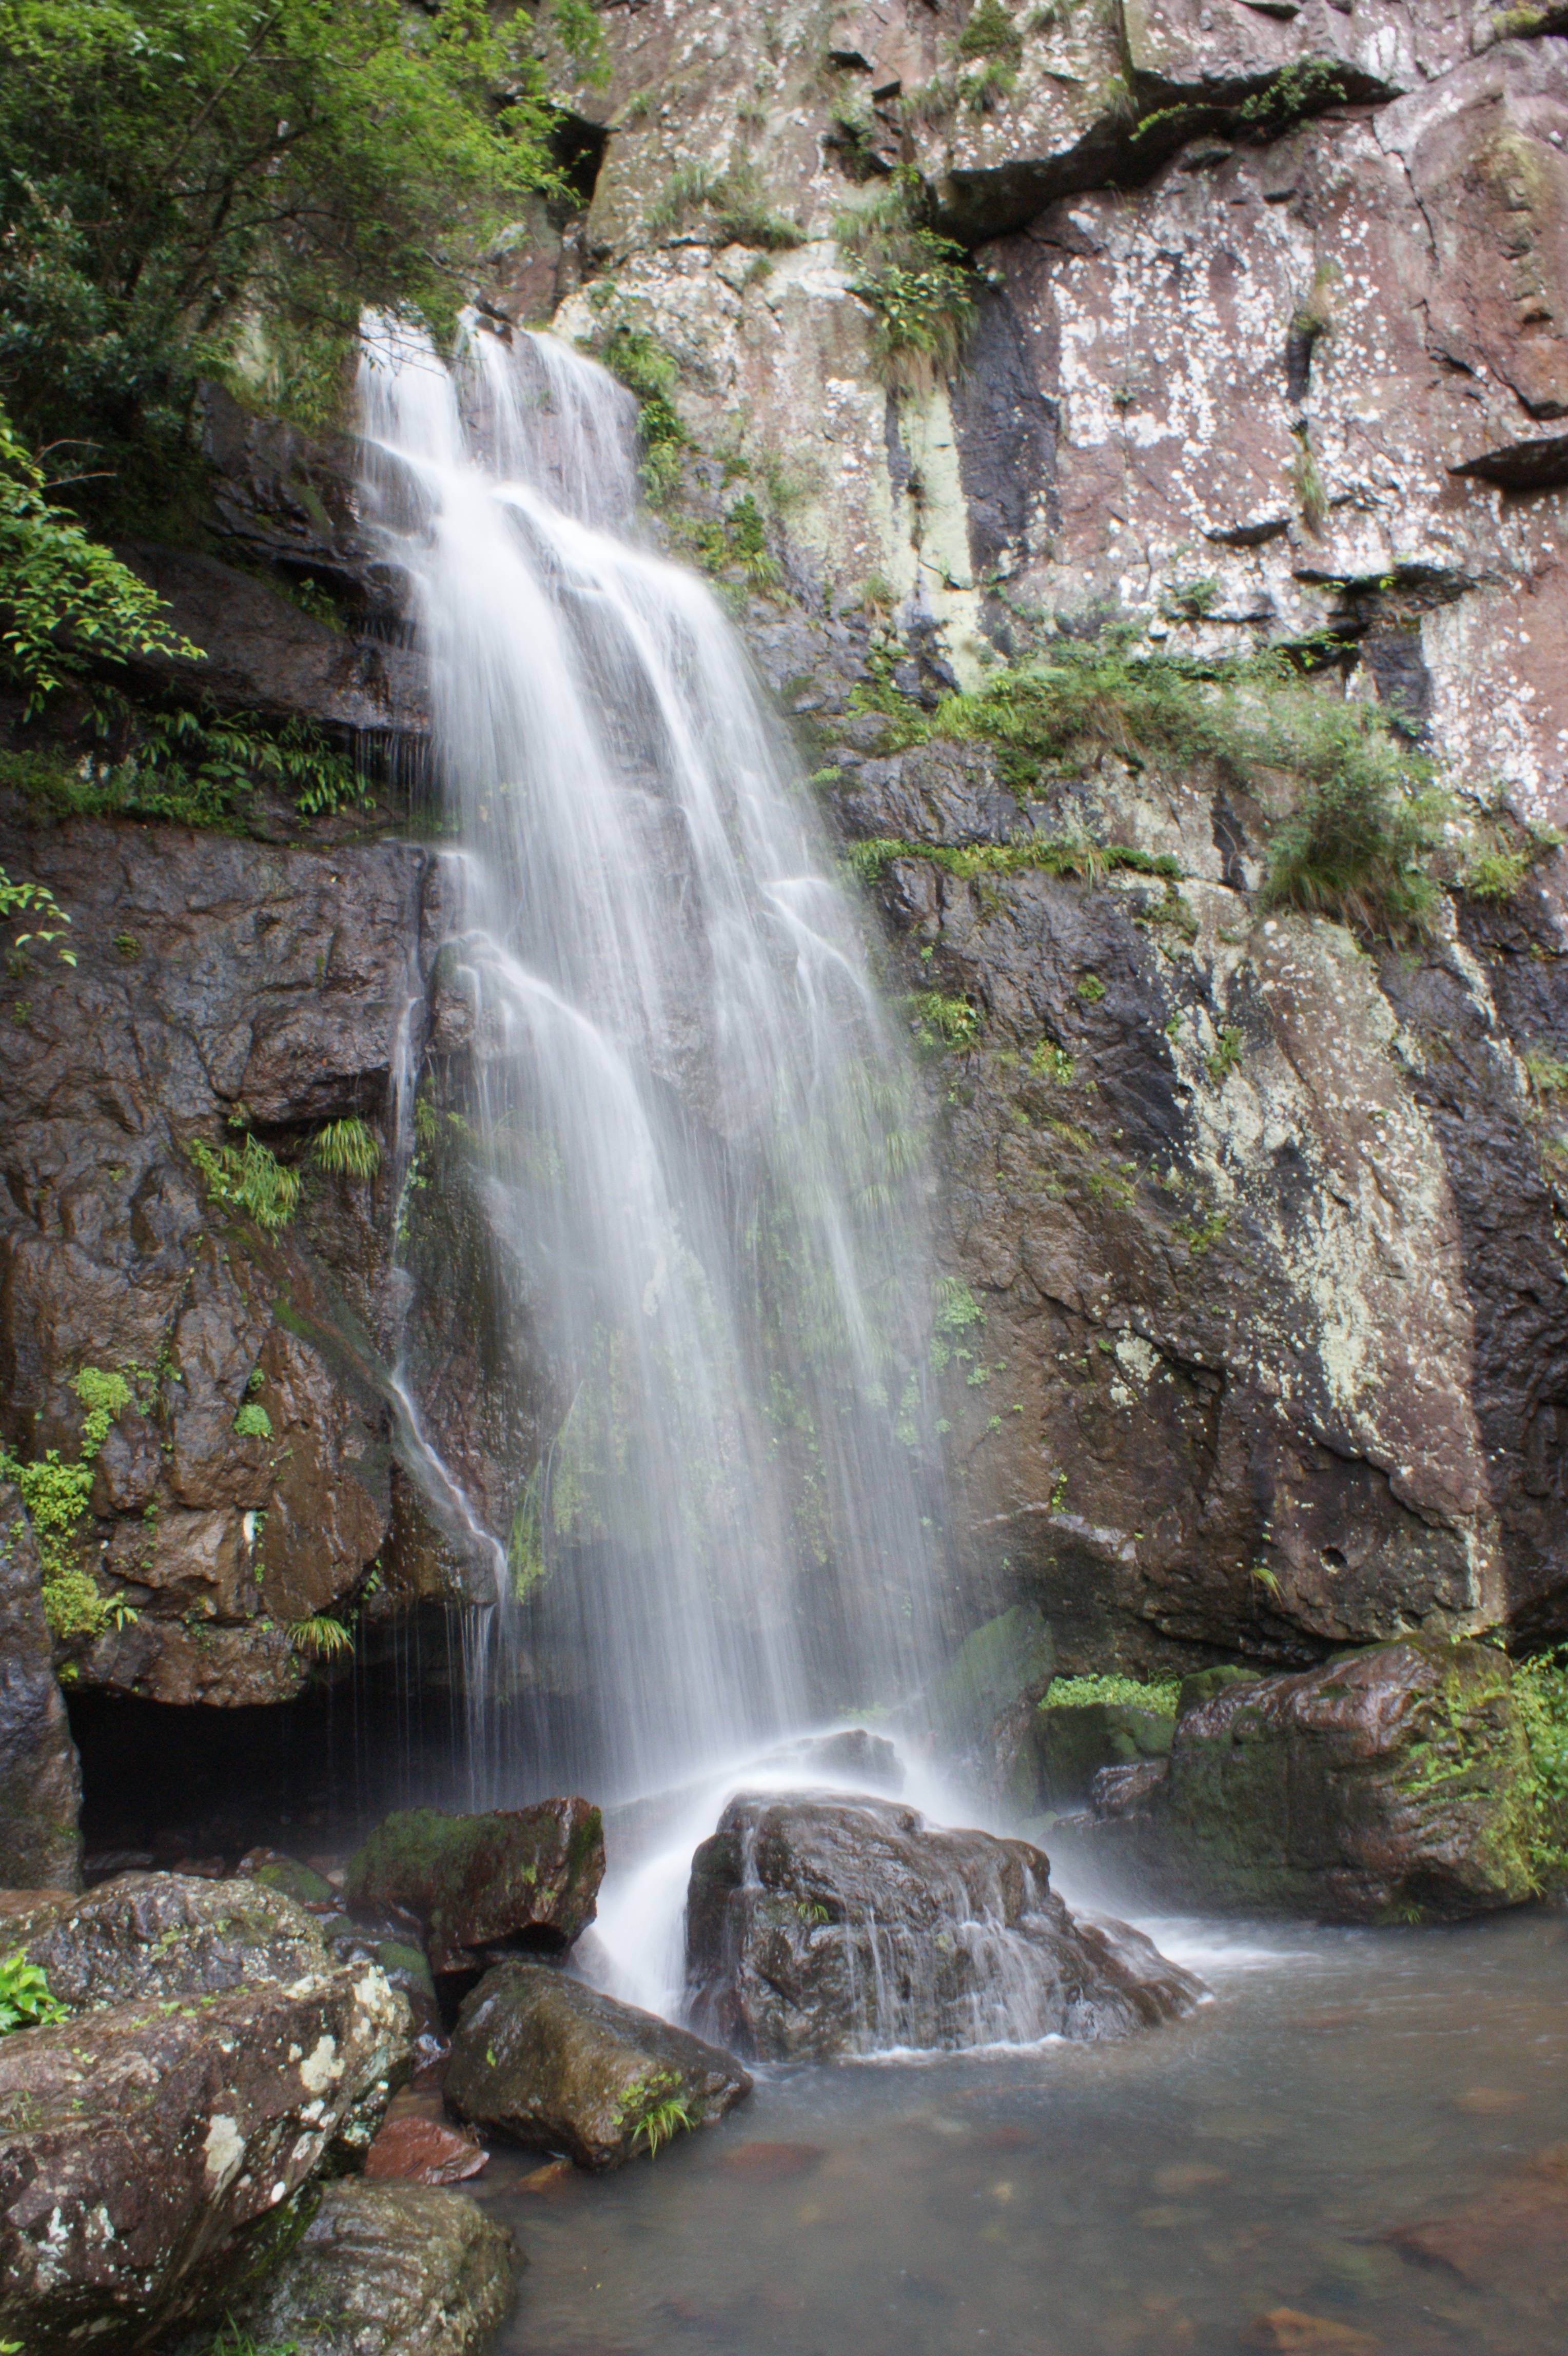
[
  {"left": 0, "top": 1485, "right": 82, "bottom": 1888},
  {"left": 343, "top": 1801, "right": 605, "bottom": 1974},
  {"left": 444, "top": 1960, "right": 752, "bottom": 2171},
  {"left": 189, "top": 2178, "right": 516, "bottom": 2356},
  {"left": 1055, "top": 1636, "right": 1540, "bottom": 1919},
  {"left": 3, "top": 1870, "right": 332, "bottom": 2009},
  {"left": 686, "top": 1790, "right": 1202, "bottom": 2058},
  {"left": 0, "top": 1959, "right": 410, "bottom": 2353}
]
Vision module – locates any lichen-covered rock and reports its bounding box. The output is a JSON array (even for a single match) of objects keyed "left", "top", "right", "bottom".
[
  {"left": 193, "top": 2179, "right": 515, "bottom": 2356},
  {"left": 2, "top": 1871, "right": 332, "bottom": 2011},
  {"left": 343, "top": 1801, "right": 605, "bottom": 1973},
  {"left": 445, "top": 1961, "right": 751, "bottom": 2171},
  {"left": 0, "top": 1960, "right": 410, "bottom": 2353},
  {"left": 686, "top": 1791, "right": 1202, "bottom": 2060},
  {"left": 0, "top": 1486, "right": 81, "bottom": 1889},
  {"left": 1057, "top": 1638, "right": 1539, "bottom": 1920}
]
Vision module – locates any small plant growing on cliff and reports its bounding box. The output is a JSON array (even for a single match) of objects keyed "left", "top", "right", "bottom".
[
  {"left": 1, "top": 1367, "right": 132, "bottom": 1642},
  {"left": 1259, "top": 715, "right": 1442, "bottom": 940},
  {"left": 1, "top": 869, "right": 74, "bottom": 969},
  {"left": 1205, "top": 1025, "right": 1244, "bottom": 1082},
  {"left": 233, "top": 1402, "right": 273, "bottom": 1440},
  {"left": 850, "top": 229, "right": 976, "bottom": 391},
  {"left": 312, "top": 1116, "right": 382, "bottom": 1179},
  {"left": 0, "top": 1952, "right": 66, "bottom": 2034},
  {"left": 1041, "top": 1673, "right": 1181, "bottom": 1714},
  {"left": 592, "top": 323, "right": 689, "bottom": 504},
  {"left": 189, "top": 1134, "right": 300, "bottom": 1232},
  {"left": 908, "top": 989, "right": 980, "bottom": 1053},
  {"left": 289, "top": 1614, "right": 354, "bottom": 1661}
]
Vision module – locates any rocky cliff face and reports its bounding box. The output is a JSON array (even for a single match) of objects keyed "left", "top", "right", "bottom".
[{"left": 2, "top": 0, "right": 1566, "bottom": 1765}]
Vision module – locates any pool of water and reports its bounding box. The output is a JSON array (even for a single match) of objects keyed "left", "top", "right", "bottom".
[{"left": 468, "top": 1905, "right": 1568, "bottom": 2356}]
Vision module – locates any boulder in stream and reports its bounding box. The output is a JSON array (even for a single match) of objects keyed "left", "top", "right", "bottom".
[
  {"left": 344, "top": 1801, "right": 604, "bottom": 1973},
  {"left": 187, "top": 2178, "right": 516, "bottom": 2356},
  {"left": 685, "top": 1791, "right": 1202, "bottom": 2060},
  {"left": 445, "top": 1960, "right": 752, "bottom": 2170},
  {"left": 1055, "top": 1638, "right": 1540, "bottom": 1922},
  {"left": 0, "top": 1958, "right": 410, "bottom": 2352}
]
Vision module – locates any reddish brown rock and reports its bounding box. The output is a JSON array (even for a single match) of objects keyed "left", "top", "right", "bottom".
[
  {"left": 1388, "top": 2143, "right": 1568, "bottom": 2293},
  {"left": 364, "top": 2114, "right": 488, "bottom": 2187}
]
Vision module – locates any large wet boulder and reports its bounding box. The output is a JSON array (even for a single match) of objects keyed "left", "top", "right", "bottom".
[
  {"left": 445, "top": 1961, "right": 751, "bottom": 2172},
  {"left": 1056, "top": 1639, "right": 1540, "bottom": 1922},
  {"left": 344, "top": 1801, "right": 605, "bottom": 1974},
  {"left": 685, "top": 1792, "right": 1202, "bottom": 2062},
  {"left": 3, "top": 1871, "right": 331, "bottom": 2009},
  {"left": 0, "top": 1959, "right": 410, "bottom": 2353},
  {"left": 0, "top": 1486, "right": 82, "bottom": 1890},
  {"left": 186, "top": 2178, "right": 516, "bottom": 2356}
]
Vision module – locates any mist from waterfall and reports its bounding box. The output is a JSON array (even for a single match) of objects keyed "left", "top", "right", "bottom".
[{"left": 358, "top": 317, "right": 948, "bottom": 1803}]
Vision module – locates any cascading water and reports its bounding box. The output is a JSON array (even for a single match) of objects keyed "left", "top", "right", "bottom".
[{"left": 358, "top": 316, "right": 949, "bottom": 1809}]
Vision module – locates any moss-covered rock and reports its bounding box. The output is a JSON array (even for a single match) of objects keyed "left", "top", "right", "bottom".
[
  {"left": 343, "top": 1801, "right": 604, "bottom": 1974},
  {"left": 445, "top": 1961, "right": 750, "bottom": 2171},
  {"left": 1036, "top": 1697, "right": 1176, "bottom": 1807},
  {"left": 1058, "top": 1638, "right": 1541, "bottom": 1922}
]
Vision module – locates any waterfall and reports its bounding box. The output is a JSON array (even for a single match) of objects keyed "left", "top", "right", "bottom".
[{"left": 359, "top": 317, "right": 946, "bottom": 1802}]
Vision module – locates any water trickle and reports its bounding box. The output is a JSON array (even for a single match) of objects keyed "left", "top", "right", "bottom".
[{"left": 359, "top": 315, "right": 946, "bottom": 1804}]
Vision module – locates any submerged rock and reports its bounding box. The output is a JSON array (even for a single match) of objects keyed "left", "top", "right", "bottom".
[
  {"left": 364, "top": 2108, "right": 488, "bottom": 2187},
  {"left": 0, "top": 1960, "right": 410, "bottom": 2353},
  {"left": 0, "top": 1486, "right": 82, "bottom": 1892},
  {"left": 188, "top": 2178, "right": 515, "bottom": 2356},
  {"left": 1057, "top": 1639, "right": 1539, "bottom": 1922},
  {"left": 344, "top": 1801, "right": 605, "bottom": 1974},
  {"left": 3, "top": 1870, "right": 332, "bottom": 2010},
  {"left": 445, "top": 1960, "right": 751, "bottom": 2171},
  {"left": 685, "top": 1791, "right": 1202, "bottom": 2061}
]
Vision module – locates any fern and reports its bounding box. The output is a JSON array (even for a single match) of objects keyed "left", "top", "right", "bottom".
[
  {"left": 189, "top": 1134, "right": 300, "bottom": 1231},
  {"left": 289, "top": 1614, "right": 354, "bottom": 1661}
]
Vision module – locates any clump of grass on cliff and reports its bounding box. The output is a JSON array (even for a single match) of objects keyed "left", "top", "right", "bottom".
[
  {"left": 850, "top": 637, "right": 1447, "bottom": 941},
  {"left": 836, "top": 177, "right": 976, "bottom": 392}
]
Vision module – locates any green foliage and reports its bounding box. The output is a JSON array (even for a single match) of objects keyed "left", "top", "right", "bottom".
[
  {"left": 0, "top": 1951, "right": 66, "bottom": 2033},
  {"left": 909, "top": 989, "right": 980, "bottom": 1052},
  {"left": 690, "top": 492, "right": 781, "bottom": 591},
  {"left": 0, "top": 0, "right": 567, "bottom": 492},
  {"left": 593, "top": 324, "right": 689, "bottom": 504},
  {"left": 1, "top": 867, "right": 74, "bottom": 967},
  {"left": 3, "top": 700, "right": 370, "bottom": 831},
  {"left": 289, "top": 1614, "right": 354, "bottom": 1661},
  {"left": 858, "top": 638, "right": 1445, "bottom": 943},
  {"left": 850, "top": 228, "right": 977, "bottom": 390},
  {"left": 233, "top": 1402, "right": 272, "bottom": 1440},
  {"left": 0, "top": 399, "right": 198, "bottom": 704},
  {"left": 188, "top": 1133, "right": 301, "bottom": 1231},
  {"left": 1041, "top": 1673, "right": 1181, "bottom": 1714},
  {"left": 1, "top": 1364, "right": 132, "bottom": 1642},
  {"left": 1258, "top": 716, "right": 1443, "bottom": 940},
  {"left": 1514, "top": 1647, "right": 1568, "bottom": 1884},
  {"left": 1525, "top": 1051, "right": 1568, "bottom": 1097},
  {"left": 616, "top": 2070, "right": 694, "bottom": 2158},
  {"left": 956, "top": 0, "right": 1025, "bottom": 61},
  {"left": 847, "top": 834, "right": 1180, "bottom": 886},
  {"left": 1205, "top": 1025, "right": 1244, "bottom": 1082},
  {"left": 312, "top": 1116, "right": 382, "bottom": 1179},
  {"left": 207, "top": 2324, "right": 302, "bottom": 2356},
  {"left": 1236, "top": 57, "right": 1357, "bottom": 135}
]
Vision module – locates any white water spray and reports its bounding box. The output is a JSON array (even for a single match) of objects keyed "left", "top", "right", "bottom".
[{"left": 359, "top": 318, "right": 947, "bottom": 1811}]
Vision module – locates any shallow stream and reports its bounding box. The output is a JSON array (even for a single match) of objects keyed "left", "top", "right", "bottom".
[{"left": 473, "top": 1906, "right": 1567, "bottom": 2356}]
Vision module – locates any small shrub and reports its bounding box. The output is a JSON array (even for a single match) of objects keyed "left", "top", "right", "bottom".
[
  {"left": 1259, "top": 722, "right": 1442, "bottom": 940},
  {"left": 850, "top": 230, "right": 977, "bottom": 391},
  {"left": 233, "top": 1402, "right": 273, "bottom": 1440},
  {"left": 189, "top": 1134, "right": 300, "bottom": 1231},
  {"left": 0, "top": 1952, "right": 66, "bottom": 2034},
  {"left": 312, "top": 1116, "right": 382, "bottom": 1179}
]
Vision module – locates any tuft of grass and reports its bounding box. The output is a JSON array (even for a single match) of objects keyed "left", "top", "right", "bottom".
[
  {"left": 289, "top": 1614, "right": 354, "bottom": 1661},
  {"left": 837, "top": 177, "right": 976, "bottom": 390},
  {"left": 312, "top": 1116, "right": 381, "bottom": 1179},
  {"left": 646, "top": 161, "right": 802, "bottom": 250}
]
